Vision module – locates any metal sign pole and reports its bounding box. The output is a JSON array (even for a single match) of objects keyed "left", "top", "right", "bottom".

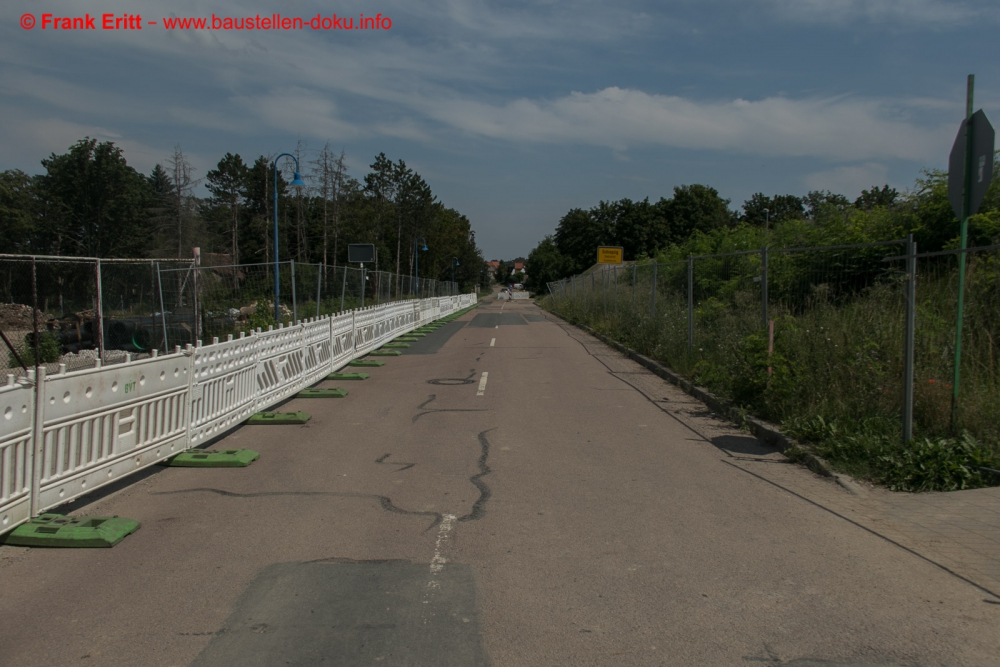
[{"left": 952, "top": 75, "right": 975, "bottom": 428}]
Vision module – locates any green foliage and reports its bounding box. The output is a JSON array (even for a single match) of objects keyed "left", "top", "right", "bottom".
[
  {"left": 34, "top": 138, "right": 153, "bottom": 257},
  {"left": 785, "top": 416, "right": 1000, "bottom": 492},
  {"left": 0, "top": 139, "right": 485, "bottom": 292},
  {"left": 14, "top": 332, "right": 62, "bottom": 367},
  {"left": 525, "top": 236, "right": 570, "bottom": 293},
  {"left": 245, "top": 299, "right": 277, "bottom": 331}
]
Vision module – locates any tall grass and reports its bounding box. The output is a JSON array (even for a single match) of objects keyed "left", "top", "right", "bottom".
[{"left": 545, "top": 248, "right": 1000, "bottom": 491}]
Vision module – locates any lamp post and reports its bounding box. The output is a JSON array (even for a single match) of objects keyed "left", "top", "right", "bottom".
[
  {"left": 451, "top": 257, "right": 460, "bottom": 293},
  {"left": 764, "top": 207, "right": 770, "bottom": 233},
  {"left": 273, "top": 153, "right": 306, "bottom": 323}
]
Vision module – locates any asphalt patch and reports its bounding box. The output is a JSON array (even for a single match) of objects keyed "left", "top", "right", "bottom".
[
  {"left": 468, "top": 313, "right": 526, "bottom": 327},
  {"left": 402, "top": 320, "right": 466, "bottom": 355},
  {"left": 191, "top": 561, "right": 490, "bottom": 667},
  {"left": 522, "top": 313, "right": 547, "bottom": 322}
]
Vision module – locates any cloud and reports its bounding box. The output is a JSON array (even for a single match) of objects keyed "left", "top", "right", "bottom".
[
  {"left": 758, "top": 0, "right": 1000, "bottom": 26},
  {"left": 416, "top": 87, "right": 952, "bottom": 161},
  {"left": 802, "top": 162, "right": 890, "bottom": 198}
]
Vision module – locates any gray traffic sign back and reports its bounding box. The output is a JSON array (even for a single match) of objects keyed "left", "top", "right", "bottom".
[
  {"left": 348, "top": 243, "right": 376, "bottom": 263},
  {"left": 948, "top": 109, "right": 995, "bottom": 220}
]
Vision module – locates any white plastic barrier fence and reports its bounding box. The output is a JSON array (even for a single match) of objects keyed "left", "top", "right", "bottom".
[
  {"left": 35, "top": 353, "right": 191, "bottom": 513},
  {"left": 0, "top": 375, "right": 35, "bottom": 530},
  {"left": 189, "top": 333, "right": 258, "bottom": 447},
  {"left": 329, "top": 311, "right": 355, "bottom": 370},
  {"left": 0, "top": 293, "right": 477, "bottom": 536}
]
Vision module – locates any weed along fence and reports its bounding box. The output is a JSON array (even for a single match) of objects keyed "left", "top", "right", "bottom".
[
  {"left": 548, "top": 241, "right": 1000, "bottom": 489},
  {"left": 0, "top": 293, "right": 478, "bottom": 539}
]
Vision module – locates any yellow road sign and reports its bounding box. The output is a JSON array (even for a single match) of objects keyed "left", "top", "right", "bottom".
[{"left": 597, "top": 246, "right": 624, "bottom": 264}]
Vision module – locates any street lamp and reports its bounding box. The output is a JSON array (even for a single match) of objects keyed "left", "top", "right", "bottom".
[
  {"left": 273, "top": 153, "right": 306, "bottom": 323},
  {"left": 451, "top": 257, "right": 460, "bottom": 290},
  {"left": 414, "top": 237, "right": 428, "bottom": 296},
  {"left": 763, "top": 207, "right": 770, "bottom": 233}
]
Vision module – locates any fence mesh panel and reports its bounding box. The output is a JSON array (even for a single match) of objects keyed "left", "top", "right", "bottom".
[{"left": 0, "top": 255, "right": 458, "bottom": 378}]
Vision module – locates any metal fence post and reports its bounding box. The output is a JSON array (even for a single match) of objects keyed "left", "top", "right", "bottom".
[
  {"left": 361, "top": 266, "right": 366, "bottom": 308},
  {"left": 192, "top": 247, "right": 201, "bottom": 343},
  {"left": 687, "top": 256, "right": 694, "bottom": 353},
  {"left": 341, "top": 265, "right": 348, "bottom": 312},
  {"left": 902, "top": 234, "right": 917, "bottom": 444},
  {"left": 94, "top": 258, "right": 105, "bottom": 362},
  {"left": 650, "top": 260, "right": 657, "bottom": 318},
  {"left": 632, "top": 263, "right": 636, "bottom": 310},
  {"left": 156, "top": 262, "right": 169, "bottom": 351},
  {"left": 761, "top": 247, "right": 769, "bottom": 329},
  {"left": 316, "top": 263, "right": 323, "bottom": 318},
  {"left": 290, "top": 259, "right": 297, "bottom": 324},
  {"left": 614, "top": 267, "right": 619, "bottom": 311}
]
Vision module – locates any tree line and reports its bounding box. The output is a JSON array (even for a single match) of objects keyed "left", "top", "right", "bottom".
[
  {"left": 0, "top": 138, "right": 486, "bottom": 291},
  {"left": 526, "top": 160, "right": 1000, "bottom": 292}
]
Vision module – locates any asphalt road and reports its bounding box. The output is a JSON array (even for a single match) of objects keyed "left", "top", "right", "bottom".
[{"left": 1, "top": 296, "right": 999, "bottom": 666}]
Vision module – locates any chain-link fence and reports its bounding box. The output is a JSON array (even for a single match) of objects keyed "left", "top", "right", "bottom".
[
  {"left": 0, "top": 255, "right": 195, "bottom": 376},
  {"left": 0, "top": 254, "right": 459, "bottom": 377},
  {"left": 548, "top": 238, "right": 1000, "bottom": 448}
]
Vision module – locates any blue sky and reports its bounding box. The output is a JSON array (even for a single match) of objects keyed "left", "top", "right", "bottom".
[{"left": 2, "top": 0, "right": 998, "bottom": 260}]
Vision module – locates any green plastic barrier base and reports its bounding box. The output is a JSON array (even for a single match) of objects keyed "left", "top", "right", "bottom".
[
  {"left": 349, "top": 359, "right": 385, "bottom": 367},
  {"left": 381, "top": 342, "right": 410, "bottom": 349},
  {"left": 2, "top": 514, "right": 140, "bottom": 548},
  {"left": 327, "top": 372, "right": 369, "bottom": 381},
  {"left": 369, "top": 349, "right": 402, "bottom": 356},
  {"left": 396, "top": 336, "right": 420, "bottom": 342},
  {"left": 248, "top": 411, "right": 311, "bottom": 425},
  {"left": 162, "top": 449, "right": 260, "bottom": 467},
  {"left": 403, "top": 333, "right": 426, "bottom": 338},
  {"left": 297, "top": 387, "right": 349, "bottom": 398}
]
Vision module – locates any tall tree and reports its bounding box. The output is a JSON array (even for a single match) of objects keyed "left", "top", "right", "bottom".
[
  {"left": 0, "top": 170, "right": 39, "bottom": 254},
  {"left": 166, "top": 145, "right": 200, "bottom": 258},
  {"left": 667, "top": 184, "right": 734, "bottom": 241},
  {"left": 740, "top": 193, "right": 804, "bottom": 228},
  {"left": 204, "top": 153, "right": 249, "bottom": 266},
  {"left": 364, "top": 152, "right": 397, "bottom": 273},
  {"left": 855, "top": 185, "right": 898, "bottom": 210},
  {"left": 39, "top": 138, "right": 151, "bottom": 257}
]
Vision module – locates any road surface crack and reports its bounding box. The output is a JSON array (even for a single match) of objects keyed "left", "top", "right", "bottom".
[
  {"left": 151, "top": 488, "right": 443, "bottom": 530},
  {"left": 458, "top": 429, "right": 494, "bottom": 522}
]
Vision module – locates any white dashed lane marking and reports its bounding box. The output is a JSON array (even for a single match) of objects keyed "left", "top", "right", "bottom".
[
  {"left": 490, "top": 338, "right": 495, "bottom": 347},
  {"left": 477, "top": 372, "right": 489, "bottom": 396}
]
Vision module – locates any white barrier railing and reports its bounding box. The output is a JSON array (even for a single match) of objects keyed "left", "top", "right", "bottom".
[
  {"left": 0, "top": 293, "right": 477, "bottom": 535},
  {"left": 0, "top": 376, "right": 35, "bottom": 530}
]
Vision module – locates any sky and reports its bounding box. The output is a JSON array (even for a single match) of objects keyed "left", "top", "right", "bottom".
[{"left": 2, "top": 0, "right": 998, "bottom": 260}]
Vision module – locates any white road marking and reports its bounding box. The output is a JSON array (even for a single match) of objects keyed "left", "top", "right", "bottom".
[
  {"left": 490, "top": 338, "right": 496, "bottom": 347},
  {"left": 477, "top": 372, "right": 489, "bottom": 396},
  {"left": 422, "top": 513, "right": 457, "bottom": 622},
  {"left": 429, "top": 513, "right": 456, "bottom": 575}
]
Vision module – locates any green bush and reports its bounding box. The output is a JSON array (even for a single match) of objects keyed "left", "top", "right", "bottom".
[{"left": 12, "top": 331, "right": 62, "bottom": 367}]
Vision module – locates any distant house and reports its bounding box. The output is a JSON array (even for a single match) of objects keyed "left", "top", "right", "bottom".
[{"left": 486, "top": 260, "right": 500, "bottom": 279}]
